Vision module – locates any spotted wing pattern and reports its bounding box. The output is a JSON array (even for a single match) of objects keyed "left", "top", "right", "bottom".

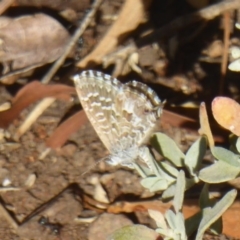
[{"left": 73, "top": 70, "right": 163, "bottom": 167}]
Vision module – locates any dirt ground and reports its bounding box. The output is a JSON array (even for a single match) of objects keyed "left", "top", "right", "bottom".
[{"left": 0, "top": 0, "right": 240, "bottom": 239}]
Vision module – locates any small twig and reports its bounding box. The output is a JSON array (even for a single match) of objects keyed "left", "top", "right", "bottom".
[
  {"left": 20, "top": 184, "right": 79, "bottom": 225},
  {"left": 0, "top": 187, "right": 21, "bottom": 192},
  {"left": 219, "top": 11, "right": 231, "bottom": 94},
  {"left": 74, "top": 216, "right": 97, "bottom": 223},
  {"left": 137, "top": 0, "right": 240, "bottom": 47},
  {"left": 38, "top": 147, "right": 51, "bottom": 160},
  {"left": 14, "top": 97, "right": 56, "bottom": 141},
  {"left": 41, "top": 0, "right": 103, "bottom": 84},
  {"left": 0, "top": 202, "right": 18, "bottom": 230}
]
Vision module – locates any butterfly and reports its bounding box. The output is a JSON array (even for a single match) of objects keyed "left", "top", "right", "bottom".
[{"left": 73, "top": 70, "right": 163, "bottom": 168}]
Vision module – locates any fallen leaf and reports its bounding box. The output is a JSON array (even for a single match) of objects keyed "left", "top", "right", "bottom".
[
  {"left": 46, "top": 110, "right": 88, "bottom": 149},
  {"left": 0, "top": 81, "right": 75, "bottom": 128},
  {"left": 0, "top": 13, "right": 70, "bottom": 75}
]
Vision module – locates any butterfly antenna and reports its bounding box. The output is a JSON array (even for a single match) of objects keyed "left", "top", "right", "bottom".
[{"left": 81, "top": 156, "right": 108, "bottom": 176}]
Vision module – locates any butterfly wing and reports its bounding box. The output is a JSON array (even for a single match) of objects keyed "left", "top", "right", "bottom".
[
  {"left": 73, "top": 71, "right": 162, "bottom": 155},
  {"left": 73, "top": 71, "right": 126, "bottom": 152}
]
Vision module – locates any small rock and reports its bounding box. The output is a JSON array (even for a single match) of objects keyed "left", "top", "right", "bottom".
[
  {"left": 60, "top": 143, "right": 77, "bottom": 157},
  {"left": 2, "top": 177, "right": 11, "bottom": 186},
  {"left": 24, "top": 173, "right": 37, "bottom": 188},
  {"left": 88, "top": 213, "right": 133, "bottom": 240}
]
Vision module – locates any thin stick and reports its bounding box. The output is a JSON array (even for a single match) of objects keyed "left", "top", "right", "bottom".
[
  {"left": 0, "top": 202, "right": 18, "bottom": 230},
  {"left": 41, "top": 0, "right": 103, "bottom": 84},
  {"left": 219, "top": 11, "right": 231, "bottom": 94},
  {"left": 14, "top": 97, "right": 55, "bottom": 140}
]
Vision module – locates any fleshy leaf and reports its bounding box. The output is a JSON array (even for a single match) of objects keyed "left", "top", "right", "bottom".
[
  {"left": 148, "top": 209, "right": 167, "bottom": 229},
  {"left": 199, "top": 184, "right": 210, "bottom": 209},
  {"left": 165, "top": 209, "right": 177, "bottom": 230},
  {"left": 185, "top": 137, "right": 207, "bottom": 176},
  {"left": 195, "top": 189, "right": 237, "bottom": 240},
  {"left": 141, "top": 177, "right": 168, "bottom": 192},
  {"left": 162, "top": 183, "right": 176, "bottom": 200},
  {"left": 160, "top": 162, "right": 179, "bottom": 178},
  {"left": 199, "top": 184, "right": 223, "bottom": 234},
  {"left": 211, "top": 146, "right": 240, "bottom": 167},
  {"left": 152, "top": 133, "right": 185, "bottom": 167},
  {"left": 199, "top": 160, "right": 240, "bottom": 183},
  {"left": 173, "top": 171, "right": 185, "bottom": 212},
  {"left": 175, "top": 212, "right": 187, "bottom": 240}
]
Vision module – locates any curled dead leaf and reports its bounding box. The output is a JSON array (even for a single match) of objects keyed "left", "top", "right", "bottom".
[{"left": 0, "top": 13, "right": 70, "bottom": 75}]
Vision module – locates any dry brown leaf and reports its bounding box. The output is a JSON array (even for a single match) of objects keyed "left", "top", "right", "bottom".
[
  {"left": 212, "top": 97, "right": 240, "bottom": 136},
  {"left": 46, "top": 110, "right": 88, "bottom": 149},
  {"left": 199, "top": 102, "right": 214, "bottom": 148},
  {"left": 0, "top": 13, "right": 70, "bottom": 74},
  {"left": 0, "top": 81, "right": 75, "bottom": 128},
  {"left": 77, "top": 0, "right": 152, "bottom": 68}
]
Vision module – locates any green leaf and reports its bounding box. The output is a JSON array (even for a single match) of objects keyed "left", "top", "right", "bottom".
[
  {"left": 199, "top": 160, "right": 240, "bottom": 183},
  {"left": 133, "top": 163, "right": 148, "bottom": 178},
  {"left": 107, "top": 225, "right": 160, "bottom": 240},
  {"left": 138, "top": 147, "right": 176, "bottom": 183},
  {"left": 211, "top": 146, "right": 240, "bottom": 167},
  {"left": 185, "top": 137, "right": 207, "bottom": 176},
  {"left": 173, "top": 171, "right": 185, "bottom": 212},
  {"left": 141, "top": 177, "right": 168, "bottom": 192},
  {"left": 175, "top": 212, "right": 187, "bottom": 240},
  {"left": 185, "top": 212, "right": 202, "bottom": 236},
  {"left": 162, "top": 176, "right": 196, "bottom": 200},
  {"left": 151, "top": 133, "right": 185, "bottom": 167},
  {"left": 199, "top": 184, "right": 210, "bottom": 209},
  {"left": 209, "top": 216, "right": 222, "bottom": 235},
  {"left": 165, "top": 209, "right": 177, "bottom": 230},
  {"left": 162, "top": 183, "right": 176, "bottom": 200},
  {"left": 160, "top": 162, "right": 179, "bottom": 178},
  {"left": 199, "top": 184, "right": 223, "bottom": 234},
  {"left": 148, "top": 209, "right": 167, "bottom": 229},
  {"left": 195, "top": 189, "right": 237, "bottom": 240}
]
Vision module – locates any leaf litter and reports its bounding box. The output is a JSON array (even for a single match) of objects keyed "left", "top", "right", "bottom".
[{"left": 0, "top": 0, "right": 240, "bottom": 239}]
